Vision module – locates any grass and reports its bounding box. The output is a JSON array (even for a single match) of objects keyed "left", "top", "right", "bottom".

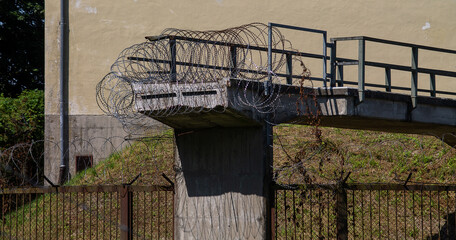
[
  {"left": 1, "top": 125, "right": 456, "bottom": 238},
  {"left": 273, "top": 125, "right": 456, "bottom": 185},
  {"left": 0, "top": 130, "right": 175, "bottom": 239},
  {"left": 66, "top": 129, "right": 175, "bottom": 186}
]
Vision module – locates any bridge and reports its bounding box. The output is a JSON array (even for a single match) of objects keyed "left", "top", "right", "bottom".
[{"left": 97, "top": 23, "right": 456, "bottom": 239}]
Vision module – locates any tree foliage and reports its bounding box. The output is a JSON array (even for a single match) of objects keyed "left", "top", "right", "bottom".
[
  {"left": 0, "top": 89, "right": 44, "bottom": 148},
  {"left": 0, "top": 1, "right": 44, "bottom": 97}
]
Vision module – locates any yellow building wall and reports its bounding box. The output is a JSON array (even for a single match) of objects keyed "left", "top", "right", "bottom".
[{"left": 45, "top": 0, "right": 456, "bottom": 116}]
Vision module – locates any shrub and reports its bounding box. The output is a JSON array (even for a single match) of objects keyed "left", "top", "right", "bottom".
[{"left": 0, "top": 89, "right": 44, "bottom": 148}]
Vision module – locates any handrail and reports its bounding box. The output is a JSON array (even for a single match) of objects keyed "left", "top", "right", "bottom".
[
  {"left": 269, "top": 23, "right": 328, "bottom": 87},
  {"left": 143, "top": 25, "right": 456, "bottom": 104},
  {"left": 146, "top": 34, "right": 329, "bottom": 60},
  {"left": 331, "top": 36, "right": 456, "bottom": 55},
  {"left": 143, "top": 29, "right": 330, "bottom": 86},
  {"left": 333, "top": 57, "right": 456, "bottom": 78},
  {"left": 330, "top": 36, "right": 456, "bottom": 105}
]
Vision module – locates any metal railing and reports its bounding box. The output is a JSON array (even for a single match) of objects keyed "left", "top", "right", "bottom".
[
  {"left": 138, "top": 23, "right": 456, "bottom": 108},
  {"left": 330, "top": 36, "right": 456, "bottom": 106},
  {"left": 272, "top": 182, "right": 456, "bottom": 240},
  {"left": 0, "top": 185, "right": 174, "bottom": 240},
  {"left": 139, "top": 23, "right": 331, "bottom": 85},
  {"left": 267, "top": 23, "right": 328, "bottom": 87}
]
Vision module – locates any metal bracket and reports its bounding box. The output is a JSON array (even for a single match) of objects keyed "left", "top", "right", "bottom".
[
  {"left": 403, "top": 172, "right": 412, "bottom": 189},
  {"left": 44, "top": 175, "right": 59, "bottom": 188},
  {"left": 342, "top": 172, "right": 351, "bottom": 184},
  {"left": 162, "top": 173, "right": 174, "bottom": 187},
  {"left": 123, "top": 173, "right": 142, "bottom": 186}
]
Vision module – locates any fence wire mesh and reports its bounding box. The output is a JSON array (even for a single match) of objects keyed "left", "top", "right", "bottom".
[
  {"left": 273, "top": 184, "right": 456, "bottom": 240},
  {"left": 0, "top": 186, "right": 173, "bottom": 240},
  {"left": 273, "top": 186, "right": 337, "bottom": 239},
  {"left": 347, "top": 187, "right": 456, "bottom": 240}
]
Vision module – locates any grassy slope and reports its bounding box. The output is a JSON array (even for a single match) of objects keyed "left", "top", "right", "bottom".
[
  {"left": 66, "top": 124, "right": 456, "bottom": 186},
  {"left": 67, "top": 130, "right": 175, "bottom": 186},
  {"left": 1, "top": 130, "right": 175, "bottom": 239},
  {"left": 2, "top": 125, "right": 456, "bottom": 238},
  {"left": 274, "top": 125, "right": 456, "bottom": 184}
]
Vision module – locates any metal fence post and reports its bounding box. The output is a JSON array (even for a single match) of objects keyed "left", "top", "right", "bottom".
[
  {"left": 358, "top": 39, "right": 365, "bottom": 103},
  {"left": 336, "top": 184, "right": 348, "bottom": 240},
  {"left": 120, "top": 186, "right": 133, "bottom": 240},
  {"left": 270, "top": 184, "right": 277, "bottom": 240}
]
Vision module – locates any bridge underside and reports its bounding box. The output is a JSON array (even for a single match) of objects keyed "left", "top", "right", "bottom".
[
  {"left": 137, "top": 80, "right": 456, "bottom": 147},
  {"left": 276, "top": 86, "right": 456, "bottom": 147}
]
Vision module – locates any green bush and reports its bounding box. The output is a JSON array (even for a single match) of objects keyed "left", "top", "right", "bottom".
[{"left": 0, "top": 89, "right": 44, "bottom": 148}]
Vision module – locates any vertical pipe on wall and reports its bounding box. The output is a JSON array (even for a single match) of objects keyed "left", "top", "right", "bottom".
[{"left": 58, "top": 0, "right": 69, "bottom": 184}]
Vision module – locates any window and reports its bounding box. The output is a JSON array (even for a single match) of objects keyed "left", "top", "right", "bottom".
[{"left": 75, "top": 155, "right": 93, "bottom": 172}]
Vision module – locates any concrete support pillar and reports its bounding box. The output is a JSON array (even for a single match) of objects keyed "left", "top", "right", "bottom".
[{"left": 174, "top": 127, "right": 272, "bottom": 240}]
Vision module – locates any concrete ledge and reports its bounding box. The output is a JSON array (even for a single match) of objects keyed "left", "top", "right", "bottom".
[{"left": 276, "top": 86, "right": 456, "bottom": 147}]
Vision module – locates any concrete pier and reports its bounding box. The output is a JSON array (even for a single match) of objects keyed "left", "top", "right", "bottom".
[
  {"left": 131, "top": 79, "right": 456, "bottom": 239},
  {"left": 174, "top": 127, "right": 272, "bottom": 240}
]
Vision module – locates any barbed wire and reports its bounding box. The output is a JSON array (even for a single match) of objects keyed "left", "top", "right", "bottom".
[
  {"left": 272, "top": 124, "right": 456, "bottom": 186},
  {"left": 96, "top": 23, "right": 308, "bottom": 134},
  {"left": 1, "top": 128, "right": 454, "bottom": 190},
  {"left": 0, "top": 132, "right": 174, "bottom": 188}
]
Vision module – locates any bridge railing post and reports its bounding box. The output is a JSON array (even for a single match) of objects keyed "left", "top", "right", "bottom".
[
  {"left": 358, "top": 39, "right": 365, "bottom": 102},
  {"left": 385, "top": 67, "right": 392, "bottom": 92},
  {"left": 337, "top": 64, "right": 344, "bottom": 86},
  {"left": 329, "top": 41, "right": 337, "bottom": 87},
  {"left": 411, "top": 47, "right": 418, "bottom": 108},
  {"left": 286, "top": 53, "right": 293, "bottom": 85},
  {"left": 323, "top": 32, "right": 328, "bottom": 87},
  {"left": 230, "top": 46, "right": 237, "bottom": 78},
  {"left": 267, "top": 22, "right": 272, "bottom": 96},
  {"left": 430, "top": 73, "right": 436, "bottom": 97},
  {"left": 169, "top": 38, "right": 177, "bottom": 82}
]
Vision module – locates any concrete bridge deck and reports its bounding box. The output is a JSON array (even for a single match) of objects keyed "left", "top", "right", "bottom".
[{"left": 135, "top": 79, "right": 456, "bottom": 146}]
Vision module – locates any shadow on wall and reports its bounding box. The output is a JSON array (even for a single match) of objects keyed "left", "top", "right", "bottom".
[{"left": 175, "top": 127, "right": 267, "bottom": 196}]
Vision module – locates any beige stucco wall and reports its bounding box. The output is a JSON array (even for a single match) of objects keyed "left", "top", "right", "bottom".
[{"left": 45, "top": 0, "right": 456, "bottom": 116}]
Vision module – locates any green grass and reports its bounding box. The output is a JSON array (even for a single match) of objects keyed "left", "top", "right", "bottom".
[
  {"left": 67, "top": 129, "right": 175, "bottom": 186},
  {"left": 273, "top": 125, "right": 456, "bottom": 184},
  {"left": 0, "top": 130, "right": 175, "bottom": 239},
  {"left": 1, "top": 125, "right": 456, "bottom": 238}
]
